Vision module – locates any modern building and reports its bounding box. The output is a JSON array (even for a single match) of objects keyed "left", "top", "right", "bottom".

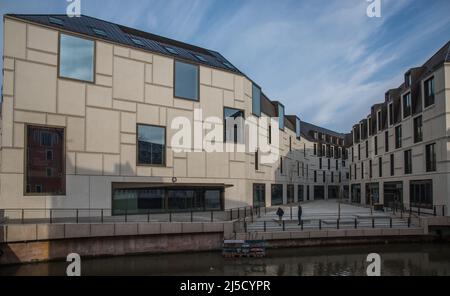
[
  {"left": 348, "top": 41, "right": 450, "bottom": 216},
  {"left": 0, "top": 14, "right": 350, "bottom": 216}
]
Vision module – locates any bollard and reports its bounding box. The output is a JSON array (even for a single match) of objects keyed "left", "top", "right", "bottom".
[
  {"left": 354, "top": 218, "right": 357, "bottom": 229},
  {"left": 319, "top": 219, "right": 322, "bottom": 230},
  {"left": 290, "top": 207, "right": 292, "bottom": 220},
  {"left": 50, "top": 209, "right": 53, "bottom": 224},
  {"left": 408, "top": 217, "right": 411, "bottom": 228},
  {"left": 211, "top": 211, "right": 213, "bottom": 222},
  {"left": 101, "top": 209, "right": 104, "bottom": 223},
  {"left": 169, "top": 212, "right": 172, "bottom": 222},
  {"left": 76, "top": 209, "right": 79, "bottom": 224},
  {"left": 21, "top": 209, "right": 24, "bottom": 224},
  {"left": 147, "top": 210, "right": 150, "bottom": 223},
  {"left": 282, "top": 220, "right": 285, "bottom": 231},
  {"left": 301, "top": 220, "right": 304, "bottom": 231},
  {"left": 443, "top": 206, "right": 445, "bottom": 217},
  {"left": 230, "top": 209, "right": 233, "bottom": 220},
  {"left": 264, "top": 221, "right": 266, "bottom": 232},
  {"left": 433, "top": 206, "right": 436, "bottom": 216},
  {"left": 244, "top": 221, "right": 247, "bottom": 233},
  {"left": 337, "top": 219, "right": 340, "bottom": 230},
  {"left": 238, "top": 208, "right": 240, "bottom": 220},
  {"left": 190, "top": 211, "right": 193, "bottom": 223},
  {"left": 390, "top": 217, "right": 393, "bottom": 228},
  {"left": 125, "top": 209, "right": 128, "bottom": 223},
  {"left": 372, "top": 218, "right": 375, "bottom": 228}
]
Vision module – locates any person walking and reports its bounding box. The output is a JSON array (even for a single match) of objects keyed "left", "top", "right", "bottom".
[
  {"left": 297, "top": 204, "right": 303, "bottom": 225},
  {"left": 276, "top": 207, "right": 284, "bottom": 224}
]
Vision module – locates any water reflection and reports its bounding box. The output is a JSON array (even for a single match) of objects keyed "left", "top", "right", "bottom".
[{"left": 1, "top": 243, "right": 449, "bottom": 276}]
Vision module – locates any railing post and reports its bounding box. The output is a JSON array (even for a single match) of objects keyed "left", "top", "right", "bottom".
[
  {"left": 244, "top": 221, "right": 247, "bottom": 233},
  {"left": 125, "top": 209, "right": 128, "bottom": 223},
  {"left": 50, "top": 209, "right": 53, "bottom": 224},
  {"left": 301, "top": 220, "right": 304, "bottom": 231},
  {"left": 337, "top": 219, "right": 340, "bottom": 230},
  {"left": 443, "top": 206, "right": 445, "bottom": 217},
  {"left": 264, "top": 221, "right": 266, "bottom": 232},
  {"left": 418, "top": 206, "right": 421, "bottom": 216},
  {"left": 147, "top": 210, "right": 150, "bottom": 223},
  {"left": 76, "top": 209, "right": 79, "bottom": 224},
  {"left": 230, "top": 208, "right": 233, "bottom": 220},
  {"left": 372, "top": 218, "right": 375, "bottom": 228},
  {"left": 190, "top": 211, "right": 193, "bottom": 223},
  {"left": 21, "top": 209, "right": 24, "bottom": 224},
  {"left": 238, "top": 208, "right": 240, "bottom": 220},
  {"left": 390, "top": 217, "right": 393, "bottom": 228},
  {"left": 101, "top": 209, "right": 104, "bottom": 223},
  {"left": 290, "top": 206, "right": 292, "bottom": 220},
  {"left": 169, "top": 211, "right": 172, "bottom": 223},
  {"left": 282, "top": 220, "right": 285, "bottom": 231},
  {"left": 433, "top": 206, "right": 437, "bottom": 216},
  {"left": 354, "top": 218, "right": 357, "bottom": 229},
  {"left": 319, "top": 219, "right": 322, "bottom": 230},
  {"left": 265, "top": 207, "right": 267, "bottom": 215},
  {"left": 244, "top": 207, "right": 247, "bottom": 218},
  {"left": 408, "top": 217, "right": 411, "bottom": 228},
  {"left": 211, "top": 211, "right": 213, "bottom": 222}
]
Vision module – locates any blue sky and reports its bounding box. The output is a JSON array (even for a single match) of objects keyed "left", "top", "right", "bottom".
[{"left": 1, "top": 0, "right": 449, "bottom": 133}]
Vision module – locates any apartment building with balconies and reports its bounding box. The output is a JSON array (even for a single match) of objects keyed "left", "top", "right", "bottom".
[
  {"left": 348, "top": 41, "right": 450, "bottom": 215},
  {"left": 0, "top": 14, "right": 350, "bottom": 216}
]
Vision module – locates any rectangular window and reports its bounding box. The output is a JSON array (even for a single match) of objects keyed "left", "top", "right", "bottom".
[
  {"left": 389, "top": 103, "right": 394, "bottom": 126},
  {"left": 404, "top": 149, "right": 412, "bottom": 174},
  {"left": 25, "top": 126, "right": 65, "bottom": 195},
  {"left": 298, "top": 185, "right": 304, "bottom": 202},
  {"left": 137, "top": 124, "right": 166, "bottom": 166},
  {"left": 374, "top": 136, "right": 378, "bottom": 156},
  {"left": 287, "top": 185, "right": 294, "bottom": 204},
  {"left": 385, "top": 131, "right": 389, "bottom": 152},
  {"left": 280, "top": 157, "right": 283, "bottom": 175},
  {"left": 319, "top": 158, "right": 322, "bottom": 169},
  {"left": 314, "top": 144, "right": 317, "bottom": 155},
  {"left": 377, "top": 111, "right": 382, "bottom": 131},
  {"left": 328, "top": 159, "right": 330, "bottom": 170},
  {"left": 255, "top": 150, "right": 259, "bottom": 171},
  {"left": 358, "top": 144, "right": 361, "bottom": 161},
  {"left": 278, "top": 104, "right": 285, "bottom": 130},
  {"left": 361, "top": 162, "right": 364, "bottom": 179},
  {"left": 424, "top": 77, "right": 435, "bottom": 108},
  {"left": 378, "top": 157, "right": 382, "bottom": 178},
  {"left": 253, "top": 184, "right": 266, "bottom": 207},
  {"left": 331, "top": 172, "right": 334, "bottom": 183},
  {"left": 296, "top": 118, "right": 301, "bottom": 139},
  {"left": 268, "top": 125, "right": 272, "bottom": 144},
  {"left": 271, "top": 184, "right": 283, "bottom": 206},
  {"left": 413, "top": 116, "right": 423, "bottom": 143},
  {"left": 323, "top": 171, "right": 326, "bottom": 183},
  {"left": 403, "top": 92, "right": 411, "bottom": 118},
  {"left": 314, "top": 171, "right": 317, "bottom": 183},
  {"left": 224, "top": 107, "right": 245, "bottom": 144},
  {"left": 365, "top": 141, "right": 369, "bottom": 158},
  {"left": 174, "top": 61, "right": 199, "bottom": 101},
  {"left": 369, "top": 160, "right": 372, "bottom": 178},
  {"left": 395, "top": 125, "right": 402, "bottom": 149},
  {"left": 410, "top": 180, "right": 433, "bottom": 209},
  {"left": 252, "top": 84, "right": 261, "bottom": 117},
  {"left": 426, "top": 143, "right": 436, "bottom": 172},
  {"left": 59, "top": 34, "right": 94, "bottom": 82},
  {"left": 289, "top": 137, "right": 292, "bottom": 152},
  {"left": 390, "top": 154, "right": 395, "bottom": 176}
]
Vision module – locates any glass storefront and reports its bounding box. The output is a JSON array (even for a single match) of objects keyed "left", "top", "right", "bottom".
[
  {"left": 366, "top": 183, "right": 380, "bottom": 205},
  {"left": 351, "top": 184, "right": 361, "bottom": 204},
  {"left": 112, "top": 185, "right": 224, "bottom": 215},
  {"left": 314, "top": 186, "right": 325, "bottom": 200},
  {"left": 253, "top": 184, "right": 266, "bottom": 207},
  {"left": 383, "top": 181, "right": 403, "bottom": 208}
]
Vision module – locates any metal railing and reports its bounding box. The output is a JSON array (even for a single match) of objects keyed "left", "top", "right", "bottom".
[
  {"left": 384, "top": 202, "right": 447, "bottom": 217},
  {"left": 0, "top": 206, "right": 256, "bottom": 225}
]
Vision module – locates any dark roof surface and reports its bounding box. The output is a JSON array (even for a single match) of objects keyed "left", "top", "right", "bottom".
[
  {"left": 7, "top": 14, "right": 242, "bottom": 74},
  {"left": 300, "top": 121, "right": 348, "bottom": 140}
]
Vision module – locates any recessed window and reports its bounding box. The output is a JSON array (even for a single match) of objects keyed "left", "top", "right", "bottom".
[
  {"left": 92, "top": 27, "right": 107, "bottom": 37},
  {"left": 385, "top": 131, "right": 389, "bottom": 152},
  {"left": 403, "top": 92, "right": 412, "bottom": 118},
  {"left": 395, "top": 125, "right": 402, "bottom": 149},
  {"left": 131, "top": 37, "right": 145, "bottom": 46},
  {"left": 271, "top": 184, "right": 283, "bottom": 206},
  {"left": 390, "top": 154, "right": 395, "bottom": 176},
  {"left": 59, "top": 34, "right": 94, "bottom": 82},
  {"left": 174, "top": 61, "right": 199, "bottom": 101},
  {"left": 404, "top": 149, "right": 412, "bottom": 174},
  {"left": 424, "top": 77, "right": 435, "bottom": 108},
  {"left": 253, "top": 184, "right": 266, "bottom": 207},
  {"left": 164, "top": 46, "right": 178, "bottom": 55},
  {"left": 137, "top": 124, "right": 166, "bottom": 166},
  {"left": 224, "top": 107, "right": 245, "bottom": 144},
  {"left": 193, "top": 54, "right": 207, "bottom": 62},
  {"left": 426, "top": 143, "right": 436, "bottom": 172},
  {"left": 46, "top": 150, "right": 53, "bottom": 161},
  {"left": 410, "top": 180, "right": 433, "bottom": 209},
  {"left": 388, "top": 103, "right": 394, "bottom": 126},
  {"left": 49, "top": 16, "right": 64, "bottom": 26},
  {"left": 26, "top": 126, "right": 65, "bottom": 195},
  {"left": 252, "top": 84, "right": 261, "bottom": 117},
  {"left": 413, "top": 116, "right": 423, "bottom": 143}
]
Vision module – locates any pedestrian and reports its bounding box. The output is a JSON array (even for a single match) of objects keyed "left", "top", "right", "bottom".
[
  {"left": 276, "top": 207, "right": 284, "bottom": 223},
  {"left": 298, "top": 204, "right": 303, "bottom": 225}
]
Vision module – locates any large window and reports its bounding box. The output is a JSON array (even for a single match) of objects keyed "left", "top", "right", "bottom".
[
  {"left": 385, "top": 131, "right": 389, "bottom": 152},
  {"left": 224, "top": 107, "right": 245, "bottom": 144},
  {"left": 404, "top": 149, "right": 412, "bottom": 174},
  {"left": 287, "top": 184, "right": 294, "bottom": 204},
  {"left": 271, "top": 184, "right": 283, "bottom": 206},
  {"left": 112, "top": 185, "right": 223, "bottom": 214},
  {"left": 59, "top": 34, "right": 94, "bottom": 82},
  {"left": 374, "top": 136, "right": 378, "bottom": 156},
  {"left": 388, "top": 103, "right": 394, "bottom": 126},
  {"left": 252, "top": 84, "right": 261, "bottom": 117},
  {"left": 174, "top": 61, "right": 199, "bottom": 101},
  {"left": 410, "top": 180, "right": 433, "bottom": 209},
  {"left": 298, "top": 185, "right": 304, "bottom": 202},
  {"left": 403, "top": 92, "right": 411, "bottom": 118},
  {"left": 378, "top": 157, "right": 382, "bottom": 178},
  {"left": 390, "top": 154, "right": 395, "bottom": 176},
  {"left": 424, "top": 77, "right": 435, "bottom": 108},
  {"left": 137, "top": 124, "right": 166, "bottom": 166},
  {"left": 253, "top": 184, "right": 266, "bottom": 207},
  {"left": 413, "top": 116, "right": 423, "bottom": 143},
  {"left": 426, "top": 143, "right": 436, "bottom": 172},
  {"left": 25, "top": 126, "right": 65, "bottom": 195},
  {"left": 395, "top": 125, "right": 402, "bottom": 149}
]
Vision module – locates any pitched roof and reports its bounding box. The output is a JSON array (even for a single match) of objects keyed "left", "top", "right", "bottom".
[{"left": 6, "top": 14, "right": 242, "bottom": 74}]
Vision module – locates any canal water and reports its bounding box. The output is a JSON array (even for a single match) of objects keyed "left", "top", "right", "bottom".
[{"left": 1, "top": 243, "right": 449, "bottom": 276}]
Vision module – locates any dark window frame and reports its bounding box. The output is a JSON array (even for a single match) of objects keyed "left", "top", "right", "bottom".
[
  {"left": 174, "top": 60, "right": 200, "bottom": 101},
  {"left": 136, "top": 123, "right": 167, "bottom": 167}
]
